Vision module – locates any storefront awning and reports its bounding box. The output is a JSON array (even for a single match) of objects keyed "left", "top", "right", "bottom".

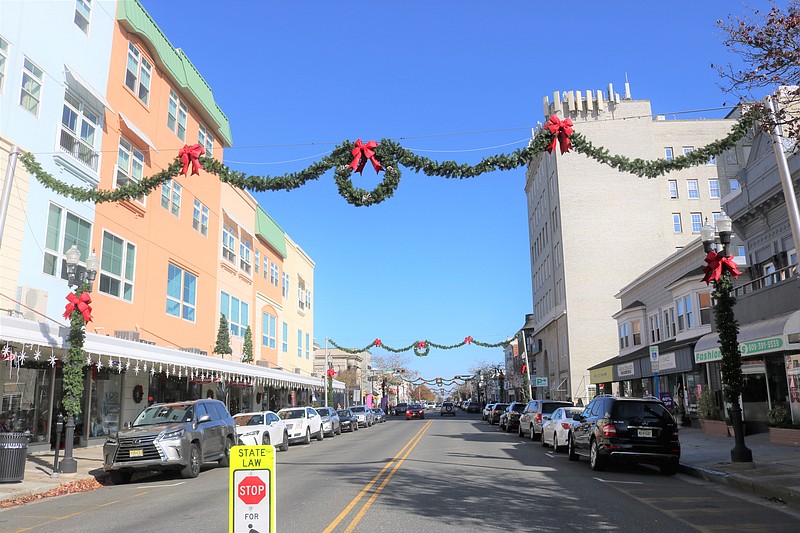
[{"left": 694, "top": 310, "right": 800, "bottom": 363}]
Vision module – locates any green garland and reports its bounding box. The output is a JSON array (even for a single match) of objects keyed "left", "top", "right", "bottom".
[
  {"left": 713, "top": 270, "right": 743, "bottom": 402},
  {"left": 19, "top": 107, "right": 762, "bottom": 208},
  {"left": 328, "top": 336, "right": 510, "bottom": 356},
  {"left": 64, "top": 284, "right": 90, "bottom": 417}
]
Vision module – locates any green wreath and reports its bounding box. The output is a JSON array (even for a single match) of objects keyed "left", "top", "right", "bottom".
[
  {"left": 333, "top": 142, "right": 401, "bottom": 207},
  {"left": 132, "top": 384, "right": 144, "bottom": 404},
  {"left": 413, "top": 342, "right": 431, "bottom": 357}
]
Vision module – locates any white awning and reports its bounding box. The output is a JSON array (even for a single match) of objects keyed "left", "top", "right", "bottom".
[
  {"left": 694, "top": 310, "right": 800, "bottom": 363},
  {"left": 64, "top": 65, "right": 113, "bottom": 113},
  {"left": 119, "top": 113, "right": 157, "bottom": 152}
]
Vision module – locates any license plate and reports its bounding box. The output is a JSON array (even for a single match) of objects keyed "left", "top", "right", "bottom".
[
  {"left": 637, "top": 429, "right": 653, "bottom": 438},
  {"left": 129, "top": 449, "right": 143, "bottom": 457}
]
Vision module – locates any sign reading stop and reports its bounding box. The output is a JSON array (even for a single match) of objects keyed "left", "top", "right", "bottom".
[{"left": 238, "top": 475, "right": 267, "bottom": 505}]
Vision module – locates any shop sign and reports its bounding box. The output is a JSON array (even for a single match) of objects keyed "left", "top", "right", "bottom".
[
  {"left": 617, "top": 362, "right": 635, "bottom": 378},
  {"left": 590, "top": 366, "right": 613, "bottom": 384},
  {"left": 658, "top": 352, "right": 676, "bottom": 371},
  {"left": 695, "top": 336, "right": 784, "bottom": 363}
]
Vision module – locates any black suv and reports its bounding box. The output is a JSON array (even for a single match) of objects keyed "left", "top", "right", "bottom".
[
  {"left": 568, "top": 396, "right": 680, "bottom": 475},
  {"left": 499, "top": 401, "right": 527, "bottom": 432}
]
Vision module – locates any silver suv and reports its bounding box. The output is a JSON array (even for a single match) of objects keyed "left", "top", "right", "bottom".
[
  {"left": 103, "top": 399, "right": 236, "bottom": 484},
  {"left": 518, "top": 400, "right": 574, "bottom": 440}
]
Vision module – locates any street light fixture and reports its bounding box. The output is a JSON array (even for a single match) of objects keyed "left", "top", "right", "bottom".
[
  {"left": 700, "top": 213, "right": 752, "bottom": 463},
  {"left": 60, "top": 244, "right": 99, "bottom": 474},
  {"left": 519, "top": 313, "right": 536, "bottom": 401}
]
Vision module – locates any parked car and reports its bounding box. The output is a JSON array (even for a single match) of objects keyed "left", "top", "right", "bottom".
[
  {"left": 568, "top": 396, "right": 680, "bottom": 475},
  {"left": 337, "top": 409, "right": 359, "bottom": 432},
  {"left": 278, "top": 407, "right": 324, "bottom": 444},
  {"left": 372, "top": 408, "right": 387, "bottom": 423},
  {"left": 465, "top": 401, "right": 481, "bottom": 413},
  {"left": 233, "top": 410, "right": 289, "bottom": 451},
  {"left": 482, "top": 403, "right": 495, "bottom": 421},
  {"left": 487, "top": 403, "right": 509, "bottom": 425},
  {"left": 518, "top": 400, "right": 573, "bottom": 440},
  {"left": 440, "top": 401, "right": 456, "bottom": 416},
  {"left": 103, "top": 399, "right": 236, "bottom": 484},
  {"left": 498, "top": 402, "right": 527, "bottom": 432},
  {"left": 315, "top": 407, "right": 342, "bottom": 437},
  {"left": 540, "top": 407, "right": 583, "bottom": 452},
  {"left": 350, "top": 405, "right": 374, "bottom": 427},
  {"left": 393, "top": 403, "right": 408, "bottom": 416},
  {"left": 405, "top": 403, "right": 425, "bottom": 420}
]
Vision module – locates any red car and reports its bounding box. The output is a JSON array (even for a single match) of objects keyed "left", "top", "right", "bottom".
[{"left": 405, "top": 403, "right": 425, "bottom": 420}]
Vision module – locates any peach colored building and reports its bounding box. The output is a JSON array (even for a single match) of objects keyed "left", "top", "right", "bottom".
[{"left": 253, "top": 206, "right": 287, "bottom": 368}]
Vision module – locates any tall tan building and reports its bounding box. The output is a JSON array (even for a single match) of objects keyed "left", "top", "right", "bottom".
[{"left": 525, "top": 82, "right": 739, "bottom": 404}]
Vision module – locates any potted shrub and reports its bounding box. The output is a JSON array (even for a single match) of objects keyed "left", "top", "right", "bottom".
[
  {"left": 697, "top": 390, "right": 728, "bottom": 437},
  {"left": 767, "top": 404, "right": 800, "bottom": 446}
]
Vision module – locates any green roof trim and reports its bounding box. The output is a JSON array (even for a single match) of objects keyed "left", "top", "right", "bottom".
[
  {"left": 117, "top": 0, "right": 233, "bottom": 147},
  {"left": 256, "top": 207, "right": 287, "bottom": 258}
]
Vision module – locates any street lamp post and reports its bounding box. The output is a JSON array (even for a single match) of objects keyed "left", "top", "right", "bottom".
[
  {"left": 519, "top": 313, "right": 536, "bottom": 402},
  {"left": 700, "top": 214, "right": 752, "bottom": 463},
  {"left": 61, "top": 244, "right": 99, "bottom": 474}
]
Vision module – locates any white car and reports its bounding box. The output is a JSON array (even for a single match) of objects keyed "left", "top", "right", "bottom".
[
  {"left": 234, "top": 410, "right": 289, "bottom": 451},
  {"left": 541, "top": 407, "right": 583, "bottom": 452},
  {"left": 277, "top": 407, "right": 324, "bottom": 444}
]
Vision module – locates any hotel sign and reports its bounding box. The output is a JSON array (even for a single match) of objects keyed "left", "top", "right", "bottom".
[{"left": 695, "top": 336, "right": 784, "bottom": 363}]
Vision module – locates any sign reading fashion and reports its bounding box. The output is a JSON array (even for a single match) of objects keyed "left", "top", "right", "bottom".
[{"left": 695, "top": 336, "right": 784, "bottom": 363}]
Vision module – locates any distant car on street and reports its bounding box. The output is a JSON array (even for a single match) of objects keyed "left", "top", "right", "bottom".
[
  {"left": 337, "top": 409, "right": 359, "bottom": 433},
  {"left": 350, "top": 405, "right": 374, "bottom": 427},
  {"left": 278, "top": 407, "right": 324, "bottom": 444},
  {"left": 393, "top": 403, "right": 408, "bottom": 416},
  {"left": 234, "top": 410, "right": 289, "bottom": 451},
  {"left": 440, "top": 401, "right": 456, "bottom": 416},
  {"left": 405, "top": 403, "right": 425, "bottom": 420},
  {"left": 315, "top": 407, "right": 342, "bottom": 437},
  {"left": 540, "top": 407, "right": 583, "bottom": 452},
  {"left": 372, "top": 408, "right": 387, "bottom": 423}
]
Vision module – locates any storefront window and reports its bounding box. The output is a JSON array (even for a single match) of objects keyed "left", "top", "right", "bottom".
[
  {"left": 0, "top": 363, "right": 53, "bottom": 443},
  {"left": 88, "top": 369, "right": 121, "bottom": 437}
]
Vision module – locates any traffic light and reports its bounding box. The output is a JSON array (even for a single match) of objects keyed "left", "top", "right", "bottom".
[
  {"left": 395, "top": 368, "right": 405, "bottom": 373},
  {"left": 454, "top": 375, "right": 461, "bottom": 380}
]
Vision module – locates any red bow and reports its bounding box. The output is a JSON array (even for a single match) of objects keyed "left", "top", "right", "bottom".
[
  {"left": 521, "top": 363, "right": 527, "bottom": 375},
  {"left": 348, "top": 139, "right": 384, "bottom": 174},
  {"left": 63, "top": 291, "right": 93, "bottom": 323},
  {"left": 464, "top": 336, "right": 473, "bottom": 345},
  {"left": 179, "top": 144, "right": 206, "bottom": 176},
  {"left": 373, "top": 338, "right": 382, "bottom": 347},
  {"left": 326, "top": 368, "right": 336, "bottom": 378},
  {"left": 702, "top": 251, "right": 742, "bottom": 285},
  {"left": 544, "top": 115, "right": 574, "bottom": 154},
  {"left": 417, "top": 341, "right": 426, "bottom": 350}
]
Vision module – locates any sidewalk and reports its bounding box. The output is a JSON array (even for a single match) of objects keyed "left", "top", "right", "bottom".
[{"left": 678, "top": 425, "right": 800, "bottom": 509}]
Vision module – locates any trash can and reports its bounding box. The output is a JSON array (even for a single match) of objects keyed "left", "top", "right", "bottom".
[{"left": 0, "top": 433, "right": 28, "bottom": 483}]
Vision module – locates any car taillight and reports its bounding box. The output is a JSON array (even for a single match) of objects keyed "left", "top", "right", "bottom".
[
  {"left": 561, "top": 422, "right": 571, "bottom": 431},
  {"left": 536, "top": 414, "right": 542, "bottom": 423},
  {"left": 601, "top": 423, "right": 617, "bottom": 437}
]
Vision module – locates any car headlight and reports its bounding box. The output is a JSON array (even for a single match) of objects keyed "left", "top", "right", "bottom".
[
  {"left": 159, "top": 428, "right": 185, "bottom": 441},
  {"left": 240, "top": 429, "right": 260, "bottom": 437},
  {"left": 105, "top": 436, "right": 118, "bottom": 445}
]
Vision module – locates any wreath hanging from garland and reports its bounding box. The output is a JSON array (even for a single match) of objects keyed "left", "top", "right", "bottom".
[
  {"left": 132, "top": 384, "right": 144, "bottom": 404},
  {"left": 329, "top": 335, "right": 508, "bottom": 356},
  {"left": 18, "top": 107, "right": 763, "bottom": 208}
]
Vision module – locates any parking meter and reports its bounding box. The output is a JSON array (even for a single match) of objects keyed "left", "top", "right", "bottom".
[{"left": 52, "top": 413, "right": 64, "bottom": 472}]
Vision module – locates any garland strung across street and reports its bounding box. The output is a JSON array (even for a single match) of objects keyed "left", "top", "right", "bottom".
[
  {"left": 328, "top": 336, "right": 509, "bottom": 357},
  {"left": 400, "top": 375, "right": 472, "bottom": 386},
  {"left": 19, "top": 108, "right": 762, "bottom": 208}
]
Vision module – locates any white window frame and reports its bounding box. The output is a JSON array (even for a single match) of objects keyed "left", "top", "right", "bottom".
[
  {"left": 43, "top": 203, "right": 92, "bottom": 280},
  {"left": 0, "top": 36, "right": 9, "bottom": 94},
  {"left": 683, "top": 146, "right": 694, "bottom": 156},
  {"left": 665, "top": 147, "right": 674, "bottom": 161},
  {"left": 167, "top": 263, "right": 197, "bottom": 322},
  {"left": 220, "top": 291, "right": 248, "bottom": 337},
  {"left": 649, "top": 314, "right": 661, "bottom": 343},
  {"left": 254, "top": 250, "right": 260, "bottom": 274},
  {"left": 297, "top": 329, "right": 303, "bottom": 357},
  {"left": 20, "top": 57, "right": 43, "bottom": 116},
  {"left": 687, "top": 180, "right": 699, "bottom": 199},
  {"left": 240, "top": 239, "right": 252, "bottom": 275},
  {"left": 690, "top": 212, "right": 703, "bottom": 233},
  {"left": 192, "top": 199, "right": 208, "bottom": 236},
  {"left": 160, "top": 179, "right": 181, "bottom": 216},
  {"left": 222, "top": 223, "right": 237, "bottom": 264},
  {"left": 699, "top": 291, "right": 712, "bottom": 326},
  {"left": 198, "top": 123, "right": 214, "bottom": 157},
  {"left": 672, "top": 213, "right": 682, "bottom": 233},
  {"left": 708, "top": 179, "right": 720, "bottom": 199},
  {"left": 74, "top": 0, "right": 92, "bottom": 33},
  {"left": 298, "top": 278, "right": 306, "bottom": 310},
  {"left": 60, "top": 91, "right": 101, "bottom": 171},
  {"left": 730, "top": 178, "right": 741, "bottom": 192},
  {"left": 618, "top": 323, "right": 629, "bottom": 350},
  {"left": 262, "top": 312, "right": 276, "bottom": 349},
  {"left": 270, "top": 261, "right": 279, "bottom": 287},
  {"left": 282, "top": 272, "right": 289, "bottom": 298},
  {"left": 668, "top": 180, "right": 678, "bottom": 199},
  {"left": 167, "top": 89, "right": 187, "bottom": 141},
  {"left": 98, "top": 229, "right": 135, "bottom": 302},
  {"left": 282, "top": 322, "right": 288, "bottom": 353},
  {"left": 116, "top": 137, "right": 145, "bottom": 204},
  {"left": 124, "top": 42, "right": 151, "bottom": 105}
]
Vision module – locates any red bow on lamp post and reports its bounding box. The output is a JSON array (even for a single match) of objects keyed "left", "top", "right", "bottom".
[
  {"left": 178, "top": 144, "right": 206, "bottom": 176},
  {"left": 521, "top": 363, "right": 527, "bottom": 375},
  {"left": 544, "top": 115, "right": 574, "bottom": 154},
  {"left": 702, "top": 250, "right": 742, "bottom": 285},
  {"left": 63, "top": 291, "right": 93, "bottom": 323},
  {"left": 326, "top": 368, "right": 336, "bottom": 378},
  {"left": 348, "top": 139, "right": 384, "bottom": 174}
]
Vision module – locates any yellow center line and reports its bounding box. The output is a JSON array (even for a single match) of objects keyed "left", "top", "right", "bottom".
[
  {"left": 343, "top": 420, "right": 432, "bottom": 533},
  {"left": 322, "top": 420, "right": 432, "bottom": 533}
]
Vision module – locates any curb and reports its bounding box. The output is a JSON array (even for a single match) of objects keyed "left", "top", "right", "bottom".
[{"left": 679, "top": 463, "right": 800, "bottom": 510}]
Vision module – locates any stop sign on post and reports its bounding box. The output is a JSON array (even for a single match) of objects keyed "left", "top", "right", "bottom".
[{"left": 238, "top": 475, "right": 267, "bottom": 505}]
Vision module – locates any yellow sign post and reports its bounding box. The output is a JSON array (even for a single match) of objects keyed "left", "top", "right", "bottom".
[{"left": 229, "top": 445, "right": 276, "bottom": 533}]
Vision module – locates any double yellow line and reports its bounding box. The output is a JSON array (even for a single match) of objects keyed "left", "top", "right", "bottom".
[{"left": 323, "top": 419, "right": 432, "bottom": 533}]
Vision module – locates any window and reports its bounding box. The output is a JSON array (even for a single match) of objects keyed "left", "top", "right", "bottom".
[
  {"left": 298, "top": 277, "right": 306, "bottom": 310},
  {"left": 43, "top": 203, "right": 92, "bottom": 279},
  {"left": 60, "top": 92, "right": 100, "bottom": 170},
  {"left": 240, "top": 239, "right": 252, "bottom": 275},
  {"left": 270, "top": 261, "right": 279, "bottom": 287},
  {"left": 160, "top": 179, "right": 181, "bottom": 216},
  {"left": 222, "top": 223, "right": 236, "bottom": 263},
  {"left": 116, "top": 138, "right": 144, "bottom": 202},
  {"left": 691, "top": 212, "right": 703, "bottom": 233},
  {"left": 730, "top": 179, "right": 740, "bottom": 192},
  {"left": 788, "top": 249, "right": 797, "bottom": 266},
  {"left": 166, "top": 263, "right": 197, "bottom": 321},
  {"left": 684, "top": 295, "right": 694, "bottom": 329},
  {"left": 282, "top": 322, "right": 288, "bottom": 353},
  {"left": 676, "top": 295, "right": 694, "bottom": 331},
  {"left": 664, "top": 308, "right": 676, "bottom": 338},
  {"left": 676, "top": 299, "right": 685, "bottom": 331},
  {"left": 665, "top": 147, "right": 674, "bottom": 161},
  {"left": 672, "top": 213, "right": 682, "bottom": 233},
  {"left": 282, "top": 272, "right": 289, "bottom": 298},
  {"left": 262, "top": 312, "right": 276, "bottom": 349},
  {"left": 683, "top": 146, "right": 694, "bottom": 156},
  {"left": 699, "top": 292, "right": 712, "bottom": 325},
  {"left": 192, "top": 199, "right": 208, "bottom": 236},
  {"left": 74, "top": 0, "right": 91, "bottom": 33},
  {"left": 220, "top": 291, "right": 248, "bottom": 337},
  {"left": 198, "top": 124, "right": 214, "bottom": 157},
  {"left": 167, "top": 89, "right": 187, "bottom": 141},
  {"left": 707, "top": 155, "right": 716, "bottom": 166},
  {"left": 306, "top": 289, "right": 311, "bottom": 310},
  {"left": 0, "top": 36, "right": 9, "bottom": 93},
  {"left": 263, "top": 255, "right": 268, "bottom": 280},
  {"left": 649, "top": 314, "right": 661, "bottom": 343},
  {"left": 305, "top": 333, "right": 310, "bottom": 359},
  {"left": 99, "top": 231, "right": 135, "bottom": 301},
  {"left": 618, "top": 323, "right": 629, "bottom": 350},
  {"left": 297, "top": 329, "right": 303, "bottom": 357},
  {"left": 668, "top": 180, "right": 678, "bottom": 199},
  {"left": 763, "top": 261, "right": 776, "bottom": 286},
  {"left": 254, "top": 250, "right": 260, "bottom": 274},
  {"left": 124, "top": 42, "right": 151, "bottom": 105},
  {"left": 687, "top": 180, "right": 699, "bottom": 199},
  {"left": 738, "top": 245, "right": 746, "bottom": 258},
  {"left": 712, "top": 212, "right": 720, "bottom": 224},
  {"left": 20, "top": 57, "right": 43, "bottom": 115},
  {"left": 632, "top": 320, "right": 641, "bottom": 346},
  {"left": 709, "top": 179, "right": 720, "bottom": 199}
]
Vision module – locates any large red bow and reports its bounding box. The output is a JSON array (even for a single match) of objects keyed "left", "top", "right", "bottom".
[
  {"left": 326, "top": 368, "right": 336, "bottom": 378},
  {"left": 544, "top": 115, "right": 574, "bottom": 154},
  {"left": 464, "top": 336, "right": 473, "bottom": 345},
  {"left": 521, "top": 363, "right": 527, "bottom": 375},
  {"left": 702, "top": 251, "right": 742, "bottom": 285},
  {"left": 417, "top": 341, "right": 426, "bottom": 350},
  {"left": 373, "top": 338, "right": 382, "bottom": 347},
  {"left": 348, "top": 139, "right": 384, "bottom": 174},
  {"left": 179, "top": 144, "right": 206, "bottom": 176},
  {"left": 63, "top": 291, "right": 93, "bottom": 323}
]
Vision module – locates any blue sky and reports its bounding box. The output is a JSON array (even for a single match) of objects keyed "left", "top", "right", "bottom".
[{"left": 138, "top": 0, "right": 770, "bottom": 382}]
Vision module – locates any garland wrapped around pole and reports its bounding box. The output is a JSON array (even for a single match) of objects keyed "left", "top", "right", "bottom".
[
  {"left": 19, "top": 107, "right": 763, "bottom": 208},
  {"left": 328, "top": 336, "right": 509, "bottom": 355}
]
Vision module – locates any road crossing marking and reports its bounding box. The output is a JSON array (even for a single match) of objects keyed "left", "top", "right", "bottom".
[{"left": 593, "top": 477, "right": 644, "bottom": 484}]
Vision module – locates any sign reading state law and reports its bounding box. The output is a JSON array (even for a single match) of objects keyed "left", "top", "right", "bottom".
[
  {"left": 229, "top": 445, "right": 276, "bottom": 533},
  {"left": 695, "top": 337, "right": 784, "bottom": 363}
]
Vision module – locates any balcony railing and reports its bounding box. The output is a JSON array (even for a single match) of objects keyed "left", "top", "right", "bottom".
[
  {"left": 733, "top": 264, "right": 798, "bottom": 298},
  {"left": 59, "top": 126, "right": 99, "bottom": 171}
]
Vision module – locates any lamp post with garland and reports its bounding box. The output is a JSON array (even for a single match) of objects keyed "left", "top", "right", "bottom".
[{"left": 700, "top": 213, "right": 752, "bottom": 463}]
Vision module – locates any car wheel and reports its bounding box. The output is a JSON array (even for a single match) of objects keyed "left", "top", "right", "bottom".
[
  {"left": 529, "top": 425, "right": 536, "bottom": 441},
  {"left": 303, "top": 427, "right": 311, "bottom": 444},
  {"left": 660, "top": 461, "right": 679, "bottom": 476},
  {"left": 336, "top": 426, "right": 342, "bottom": 435},
  {"left": 589, "top": 440, "right": 606, "bottom": 471},
  {"left": 280, "top": 431, "right": 289, "bottom": 452},
  {"left": 181, "top": 443, "right": 202, "bottom": 478},
  {"left": 568, "top": 434, "right": 579, "bottom": 461},
  {"left": 553, "top": 433, "right": 563, "bottom": 453},
  {"left": 316, "top": 426, "right": 324, "bottom": 441},
  {"left": 262, "top": 432, "right": 271, "bottom": 446},
  {"left": 505, "top": 421, "right": 512, "bottom": 433},
  {"left": 218, "top": 438, "right": 232, "bottom": 467},
  {"left": 541, "top": 430, "right": 549, "bottom": 447},
  {"left": 518, "top": 424, "right": 524, "bottom": 437},
  {"left": 110, "top": 470, "right": 132, "bottom": 485}
]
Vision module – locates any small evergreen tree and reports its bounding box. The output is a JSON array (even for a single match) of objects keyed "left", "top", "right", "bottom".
[
  {"left": 214, "top": 314, "right": 232, "bottom": 356},
  {"left": 242, "top": 326, "right": 253, "bottom": 363}
]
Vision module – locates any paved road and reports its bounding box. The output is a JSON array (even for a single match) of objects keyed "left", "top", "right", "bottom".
[{"left": 1, "top": 413, "right": 799, "bottom": 532}]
